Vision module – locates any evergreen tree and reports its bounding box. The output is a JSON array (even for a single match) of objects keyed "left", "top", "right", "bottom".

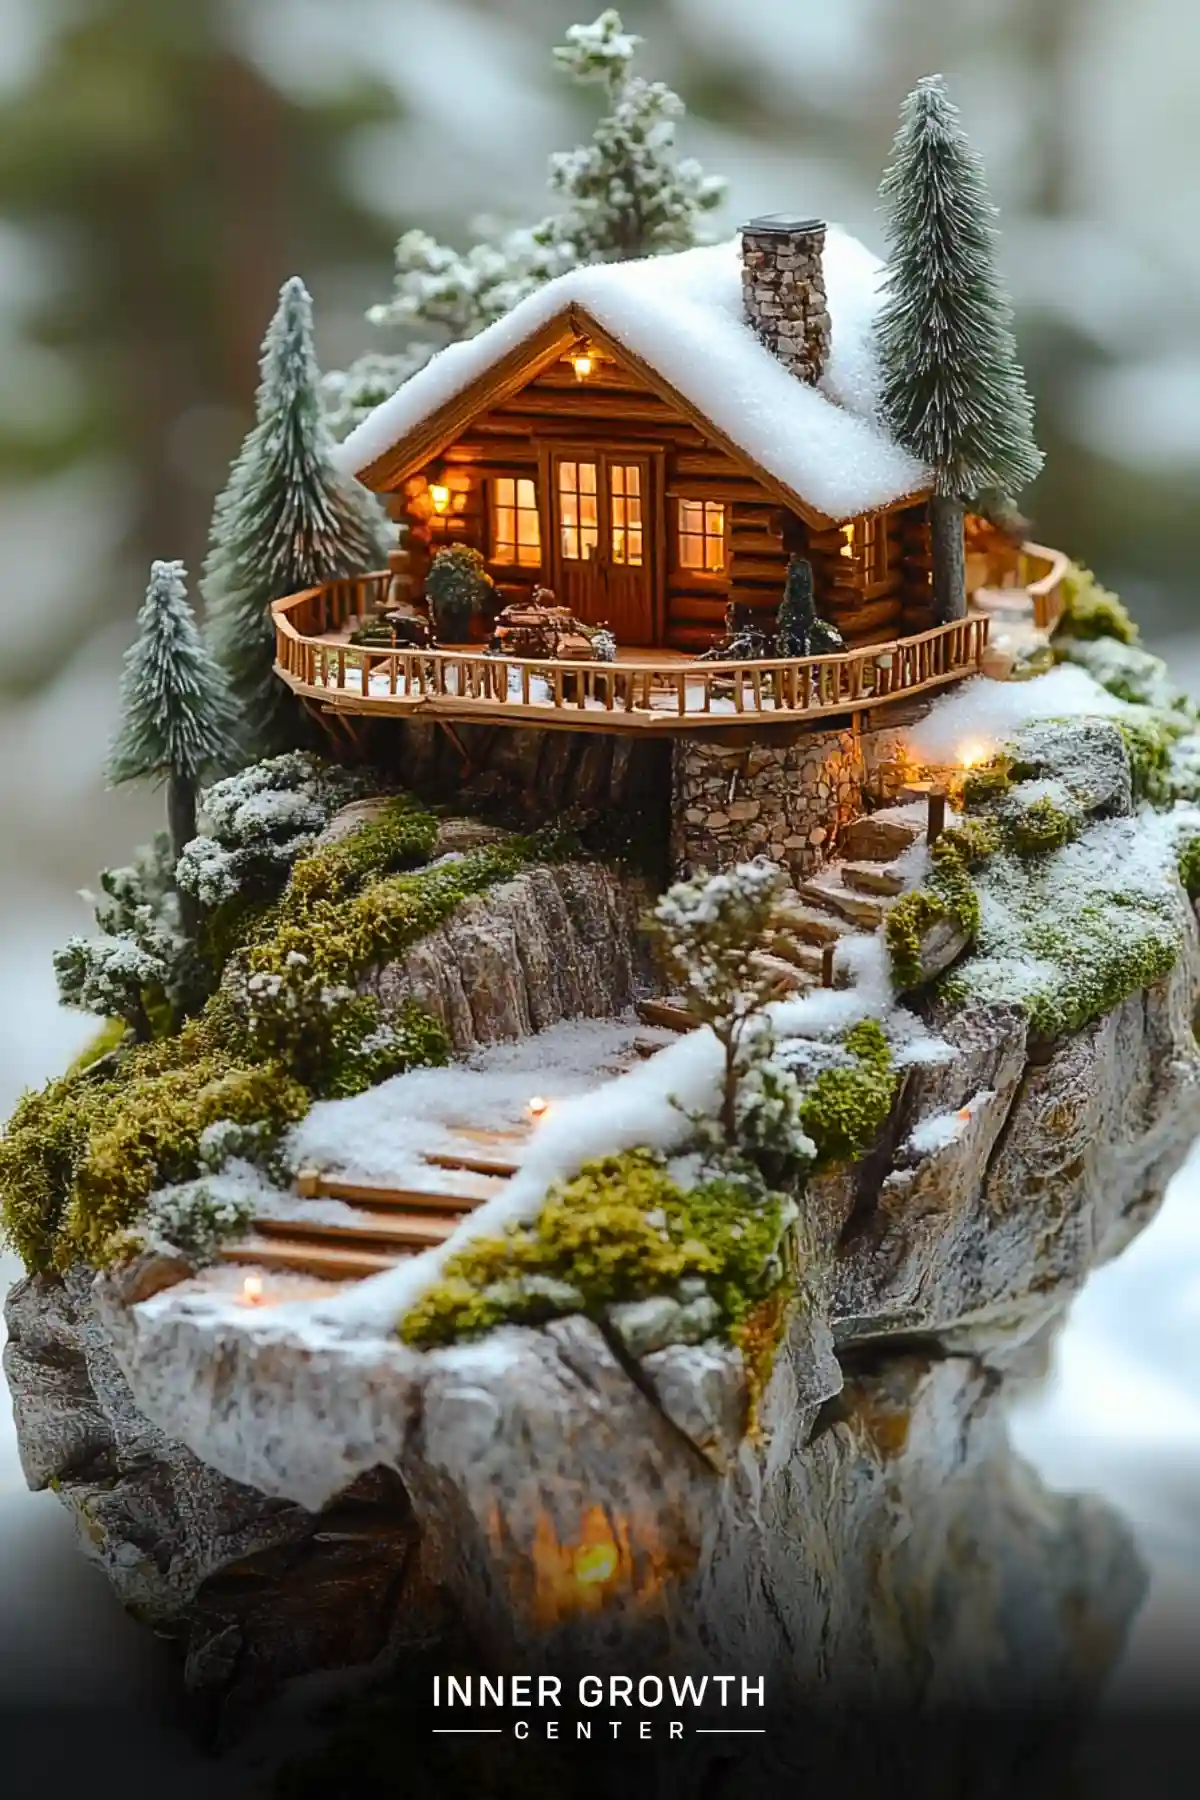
[
  {"left": 324, "top": 11, "right": 726, "bottom": 435},
  {"left": 874, "top": 75, "right": 1043, "bottom": 624},
  {"left": 205, "top": 277, "right": 386, "bottom": 752},
  {"left": 108, "top": 559, "right": 239, "bottom": 874}
]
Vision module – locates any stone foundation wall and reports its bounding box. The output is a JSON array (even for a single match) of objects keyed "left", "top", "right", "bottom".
[{"left": 671, "top": 716, "right": 916, "bottom": 881}]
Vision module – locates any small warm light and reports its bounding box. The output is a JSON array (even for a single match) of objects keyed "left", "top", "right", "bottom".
[
  {"left": 428, "top": 482, "right": 451, "bottom": 514},
  {"left": 573, "top": 1540, "right": 619, "bottom": 1586},
  {"left": 957, "top": 1106, "right": 972, "bottom": 1123},
  {"left": 959, "top": 743, "right": 988, "bottom": 769},
  {"left": 527, "top": 1095, "right": 549, "bottom": 1120},
  {"left": 241, "top": 1272, "right": 265, "bottom": 1306},
  {"left": 571, "top": 351, "right": 594, "bottom": 381}
]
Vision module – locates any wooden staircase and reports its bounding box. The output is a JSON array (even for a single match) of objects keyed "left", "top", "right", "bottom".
[{"left": 217, "top": 803, "right": 930, "bottom": 1289}]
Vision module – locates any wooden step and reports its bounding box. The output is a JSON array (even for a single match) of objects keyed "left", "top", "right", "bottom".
[
  {"left": 423, "top": 1148, "right": 519, "bottom": 1178},
  {"left": 770, "top": 901, "right": 853, "bottom": 947},
  {"left": 762, "top": 930, "right": 824, "bottom": 974},
  {"left": 296, "top": 1171, "right": 493, "bottom": 1211},
  {"left": 839, "top": 811, "right": 923, "bottom": 862},
  {"left": 254, "top": 1211, "right": 460, "bottom": 1251},
  {"left": 749, "top": 951, "right": 814, "bottom": 995},
  {"left": 795, "top": 879, "right": 891, "bottom": 930},
  {"left": 637, "top": 997, "right": 695, "bottom": 1034},
  {"left": 219, "top": 1237, "right": 404, "bottom": 1281},
  {"left": 838, "top": 860, "right": 908, "bottom": 898}
]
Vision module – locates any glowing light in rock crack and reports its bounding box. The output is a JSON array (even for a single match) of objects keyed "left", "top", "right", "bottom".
[
  {"left": 573, "top": 1539, "right": 619, "bottom": 1585},
  {"left": 241, "top": 1273, "right": 265, "bottom": 1306},
  {"left": 957, "top": 1106, "right": 972, "bottom": 1123},
  {"left": 527, "top": 1095, "right": 549, "bottom": 1120},
  {"left": 958, "top": 743, "right": 988, "bottom": 769}
]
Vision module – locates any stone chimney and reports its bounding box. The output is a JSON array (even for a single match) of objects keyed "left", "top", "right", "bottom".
[{"left": 740, "top": 215, "right": 831, "bottom": 387}]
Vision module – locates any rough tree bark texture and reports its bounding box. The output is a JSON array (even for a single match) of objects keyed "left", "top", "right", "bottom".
[{"left": 930, "top": 494, "right": 968, "bottom": 624}]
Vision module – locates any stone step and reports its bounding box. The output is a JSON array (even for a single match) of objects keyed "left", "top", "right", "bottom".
[
  {"left": 795, "top": 878, "right": 892, "bottom": 931},
  {"left": 839, "top": 808, "right": 924, "bottom": 862},
  {"left": 762, "top": 930, "right": 824, "bottom": 974},
  {"left": 218, "top": 1237, "right": 404, "bottom": 1282},
  {"left": 771, "top": 900, "right": 854, "bottom": 947},
  {"left": 838, "top": 860, "right": 909, "bottom": 898}
]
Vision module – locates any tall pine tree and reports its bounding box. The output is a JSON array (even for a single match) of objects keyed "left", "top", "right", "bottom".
[
  {"left": 108, "top": 559, "right": 239, "bottom": 929},
  {"left": 205, "top": 276, "right": 385, "bottom": 752},
  {"left": 875, "top": 75, "right": 1043, "bottom": 623}
]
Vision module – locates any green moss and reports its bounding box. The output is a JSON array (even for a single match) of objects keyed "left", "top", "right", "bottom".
[
  {"left": 885, "top": 828, "right": 984, "bottom": 993},
  {"left": 962, "top": 754, "right": 1012, "bottom": 807},
  {"left": 398, "top": 1149, "right": 791, "bottom": 1350},
  {"left": 797, "top": 1019, "right": 898, "bottom": 1166},
  {"left": 65, "top": 1017, "right": 128, "bottom": 1077},
  {"left": 1116, "top": 718, "right": 1174, "bottom": 805},
  {"left": 1055, "top": 563, "right": 1138, "bottom": 645},
  {"left": 1005, "top": 796, "right": 1080, "bottom": 857},
  {"left": 1179, "top": 836, "right": 1200, "bottom": 900},
  {"left": 234, "top": 820, "right": 573, "bottom": 1094},
  {"left": 1, "top": 800, "right": 536, "bottom": 1272}
]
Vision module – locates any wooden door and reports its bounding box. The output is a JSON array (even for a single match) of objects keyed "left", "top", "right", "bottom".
[{"left": 547, "top": 449, "right": 656, "bottom": 646}]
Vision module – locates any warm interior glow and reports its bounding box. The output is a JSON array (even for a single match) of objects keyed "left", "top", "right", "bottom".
[
  {"left": 573, "top": 1539, "right": 619, "bottom": 1585},
  {"left": 241, "top": 1272, "right": 264, "bottom": 1306},
  {"left": 527, "top": 1095, "right": 548, "bottom": 1119},
  {"left": 571, "top": 350, "right": 594, "bottom": 380},
  {"left": 840, "top": 521, "right": 856, "bottom": 559},
  {"left": 678, "top": 497, "right": 726, "bottom": 573},
  {"left": 491, "top": 475, "right": 541, "bottom": 567},
  {"left": 428, "top": 482, "right": 451, "bottom": 514}
]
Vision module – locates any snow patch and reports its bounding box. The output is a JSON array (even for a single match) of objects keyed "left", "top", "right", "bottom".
[{"left": 908, "top": 666, "right": 1127, "bottom": 768}]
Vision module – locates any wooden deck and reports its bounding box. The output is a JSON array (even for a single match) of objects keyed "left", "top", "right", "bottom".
[{"left": 272, "top": 573, "right": 991, "bottom": 735}]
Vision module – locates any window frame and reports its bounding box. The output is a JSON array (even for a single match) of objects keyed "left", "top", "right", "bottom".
[
  {"left": 841, "top": 513, "right": 890, "bottom": 587},
  {"left": 673, "top": 496, "right": 729, "bottom": 579},
  {"left": 488, "top": 474, "right": 543, "bottom": 571}
]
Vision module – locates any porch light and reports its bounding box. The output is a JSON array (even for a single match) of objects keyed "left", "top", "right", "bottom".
[
  {"left": 571, "top": 348, "right": 594, "bottom": 381},
  {"left": 527, "top": 1095, "right": 549, "bottom": 1120},
  {"left": 241, "top": 1272, "right": 265, "bottom": 1306},
  {"left": 428, "top": 482, "right": 451, "bottom": 514}
]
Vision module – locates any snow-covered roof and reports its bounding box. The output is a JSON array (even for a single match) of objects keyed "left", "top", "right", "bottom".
[{"left": 338, "top": 229, "right": 929, "bottom": 523}]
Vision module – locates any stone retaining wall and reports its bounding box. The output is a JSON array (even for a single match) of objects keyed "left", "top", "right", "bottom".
[{"left": 670, "top": 715, "right": 916, "bottom": 881}]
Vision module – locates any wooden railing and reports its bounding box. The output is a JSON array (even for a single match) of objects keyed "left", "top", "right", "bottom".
[
  {"left": 1018, "top": 540, "right": 1071, "bottom": 634},
  {"left": 272, "top": 575, "right": 990, "bottom": 730}
]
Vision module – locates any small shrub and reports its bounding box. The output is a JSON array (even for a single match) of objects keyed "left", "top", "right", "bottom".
[
  {"left": 1055, "top": 563, "right": 1138, "bottom": 645},
  {"left": 798, "top": 1020, "right": 897, "bottom": 1167},
  {"left": 1179, "top": 836, "right": 1200, "bottom": 900},
  {"left": 424, "top": 545, "right": 493, "bottom": 643},
  {"left": 1005, "top": 796, "right": 1080, "bottom": 857},
  {"left": 399, "top": 1148, "right": 792, "bottom": 1350}
]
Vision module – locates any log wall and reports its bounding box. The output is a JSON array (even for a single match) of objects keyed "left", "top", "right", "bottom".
[{"left": 380, "top": 342, "right": 933, "bottom": 649}]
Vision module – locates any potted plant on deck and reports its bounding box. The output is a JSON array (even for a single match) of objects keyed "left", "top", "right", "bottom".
[{"left": 424, "top": 545, "right": 495, "bottom": 645}]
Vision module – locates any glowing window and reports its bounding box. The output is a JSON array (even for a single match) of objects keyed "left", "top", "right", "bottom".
[
  {"left": 609, "top": 462, "right": 643, "bottom": 567},
  {"left": 677, "top": 499, "right": 726, "bottom": 573},
  {"left": 491, "top": 477, "right": 541, "bottom": 567},
  {"left": 558, "top": 460, "right": 599, "bottom": 561},
  {"left": 841, "top": 515, "right": 888, "bottom": 583}
]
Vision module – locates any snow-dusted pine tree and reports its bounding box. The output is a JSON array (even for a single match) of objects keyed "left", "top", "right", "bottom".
[
  {"left": 874, "top": 74, "right": 1043, "bottom": 624},
  {"left": 323, "top": 10, "right": 725, "bottom": 435},
  {"left": 108, "top": 559, "right": 239, "bottom": 871},
  {"left": 205, "top": 276, "right": 385, "bottom": 751}
]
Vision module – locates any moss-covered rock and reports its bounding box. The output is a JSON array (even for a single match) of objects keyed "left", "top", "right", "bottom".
[
  {"left": 1055, "top": 562, "right": 1138, "bottom": 645},
  {"left": 398, "top": 1149, "right": 794, "bottom": 1351},
  {"left": 798, "top": 1020, "right": 898, "bottom": 1167}
]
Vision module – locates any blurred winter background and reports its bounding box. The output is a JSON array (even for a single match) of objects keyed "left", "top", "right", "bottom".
[{"left": 1, "top": 0, "right": 1198, "bottom": 1749}]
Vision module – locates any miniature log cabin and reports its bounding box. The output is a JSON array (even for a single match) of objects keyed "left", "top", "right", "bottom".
[
  {"left": 271, "top": 216, "right": 995, "bottom": 742},
  {"left": 343, "top": 217, "right": 938, "bottom": 656}
]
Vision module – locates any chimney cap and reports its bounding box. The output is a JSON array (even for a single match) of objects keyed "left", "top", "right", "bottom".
[{"left": 742, "top": 214, "right": 825, "bottom": 237}]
